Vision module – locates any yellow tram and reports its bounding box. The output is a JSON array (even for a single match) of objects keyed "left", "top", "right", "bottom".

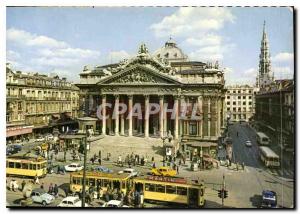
[
  {"left": 6, "top": 155, "right": 47, "bottom": 178},
  {"left": 133, "top": 176, "right": 205, "bottom": 207},
  {"left": 70, "top": 171, "right": 132, "bottom": 196}
]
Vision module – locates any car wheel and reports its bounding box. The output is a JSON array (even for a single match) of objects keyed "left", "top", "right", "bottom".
[{"left": 42, "top": 201, "right": 47, "bottom": 206}]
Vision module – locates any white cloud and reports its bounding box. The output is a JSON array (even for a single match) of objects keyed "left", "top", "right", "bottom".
[
  {"left": 224, "top": 67, "right": 257, "bottom": 86},
  {"left": 7, "top": 28, "right": 68, "bottom": 49},
  {"left": 6, "top": 28, "right": 101, "bottom": 82},
  {"left": 107, "top": 50, "right": 130, "bottom": 63},
  {"left": 272, "top": 52, "right": 293, "bottom": 63},
  {"left": 184, "top": 34, "right": 222, "bottom": 47},
  {"left": 189, "top": 43, "right": 235, "bottom": 62},
  {"left": 150, "top": 8, "right": 235, "bottom": 38},
  {"left": 273, "top": 66, "right": 294, "bottom": 79},
  {"left": 243, "top": 68, "right": 257, "bottom": 76}
]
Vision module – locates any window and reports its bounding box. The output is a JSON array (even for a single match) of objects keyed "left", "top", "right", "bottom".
[
  {"left": 177, "top": 187, "right": 187, "bottom": 195},
  {"left": 8, "top": 162, "right": 14, "bottom": 168},
  {"left": 249, "top": 102, "right": 252, "bottom": 105},
  {"left": 233, "top": 90, "right": 236, "bottom": 93},
  {"left": 22, "top": 163, "right": 29, "bottom": 169},
  {"left": 189, "top": 122, "right": 197, "bottom": 135},
  {"left": 249, "top": 96, "right": 252, "bottom": 99},
  {"left": 243, "top": 96, "right": 246, "bottom": 99},
  {"left": 238, "top": 90, "right": 241, "bottom": 93},
  {"left": 156, "top": 184, "right": 165, "bottom": 193},
  {"left": 238, "top": 96, "right": 241, "bottom": 99},
  {"left": 233, "top": 107, "right": 236, "bottom": 112},
  {"left": 103, "top": 179, "right": 110, "bottom": 188},
  {"left": 227, "top": 108, "right": 230, "bottom": 111},
  {"left": 238, "top": 107, "right": 241, "bottom": 112},
  {"left": 243, "top": 102, "right": 246, "bottom": 105},
  {"left": 227, "top": 96, "right": 230, "bottom": 99},
  {"left": 227, "top": 101, "right": 230, "bottom": 105},
  {"left": 88, "top": 178, "right": 95, "bottom": 186},
  {"left": 15, "top": 162, "right": 21, "bottom": 169},
  {"left": 233, "top": 101, "right": 236, "bottom": 105},
  {"left": 166, "top": 185, "right": 176, "bottom": 194},
  {"left": 145, "top": 183, "right": 155, "bottom": 192}
]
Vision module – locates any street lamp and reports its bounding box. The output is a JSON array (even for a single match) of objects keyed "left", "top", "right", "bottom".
[{"left": 81, "top": 130, "right": 89, "bottom": 207}]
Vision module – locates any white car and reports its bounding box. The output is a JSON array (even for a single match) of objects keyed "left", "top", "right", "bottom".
[
  {"left": 102, "top": 200, "right": 129, "bottom": 208},
  {"left": 245, "top": 140, "right": 252, "bottom": 147},
  {"left": 118, "top": 168, "right": 139, "bottom": 177},
  {"left": 35, "top": 136, "right": 45, "bottom": 142},
  {"left": 64, "top": 163, "right": 84, "bottom": 172},
  {"left": 31, "top": 188, "right": 55, "bottom": 206},
  {"left": 57, "top": 196, "right": 88, "bottom": 207}
]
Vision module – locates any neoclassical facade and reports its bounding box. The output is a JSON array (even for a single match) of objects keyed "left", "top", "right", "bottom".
[{"left": 77, "top": 40, "right": 226, "bottom": 157}]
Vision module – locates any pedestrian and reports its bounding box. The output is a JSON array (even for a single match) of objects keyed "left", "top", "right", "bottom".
[
  {"left": 11, "top": 181, "right": 15, "bottom": 192},
  {"left": 179, "top": 159, "right": 182, "bottom": 166},
  {"left": 54, "top": 184, "right": 59, "bottom": 197},
  {"left": 21, "top": 180, "right": 26, "bottom": 191},
  {"left": 35, "top": 175, "right": 40, "bottom": 185},
  {"left": 91, "top": 157, "right": 95, "bottom": 164},
  {"left": 98, "top": 150, "right": 101, "bottom": 159},
  {"left": 163, "top": 159, "right": 165, "bottom": 167},
  {"left": 48, "top": 183, "right": 53, "bottom": 194},
  {"left": 242, "top": 162, "right": 245, "bottom": 170},
  {"left": 98, "top": 158, "right": 101, "bottom": 165},
  {"left": 118, "top": 155, "right": 122, "bottom": 165},
  {"left": 236, "top": 162, "right": 239, "bottom": 171},
  {"left": 94, "top": 153, "right": 97, "bottom": 160},
  {"left": 176, "top": 165, "right": 179, "bottom": 174},
  {"left": 40, "top": 183, "right": 44, "bottom": 190},
  {"left": 237, "top": 132, "right": 239, "bottom": 137},
  {"left": 152, "top": 162, "right": 156, "bottom": 168},
  {"left": 151, "top": 156, "right": 154, "bottom": 162}
]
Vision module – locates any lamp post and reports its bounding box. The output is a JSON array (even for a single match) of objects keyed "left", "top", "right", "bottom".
[{"left": 81, "top": 130, "right": 88, "bottom": 207}]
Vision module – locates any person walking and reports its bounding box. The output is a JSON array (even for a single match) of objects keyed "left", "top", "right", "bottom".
[
  {"left": 40, "top": 183, "right": 44, "bottom": 190},
  {"left": 35, "top": 175, "right": 40, "bottom": 185},
  {"left": 98, "top": 158, "right": 102, "bottom": 165},
  {"left": 176, "top": 165, "right": 179, "bottom": 174},
  {"left": 48, "top": 183, "right": 53, "bottom": 194},
  {"left": 242, "top": 162, "right": 245, "bottom": 170},
  {"left": 21, "top": 180, "right": 26, "bottom": 191},
  {"left": 54, "top": 184, "right": 59, "bottom": 197}
]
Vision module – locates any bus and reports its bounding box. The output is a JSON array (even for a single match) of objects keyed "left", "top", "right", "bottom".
[
  {"left": 256, "top": 132, "right": 271, "bottom": 145},
  {"left": 6, "top": 155, "right": 47, "bottom": 178},
  {"left": 259, "top": 146, "right": 280, "bottom": 168},
  {"left": 133, "top": 176, "right": 205, "bottom": 207},
  {"left": 70, "top": 171, "right": 132, "bottom": 197}
]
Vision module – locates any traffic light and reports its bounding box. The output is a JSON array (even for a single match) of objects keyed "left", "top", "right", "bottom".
[
  {"left": 224, "top": 190, "right": 228, "bottom": 198},
  {"left": 218, "top": 190, "right": 222, "bottom": 198}
]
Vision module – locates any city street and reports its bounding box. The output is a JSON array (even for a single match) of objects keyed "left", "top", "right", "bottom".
[{"left": 6, "top": 123, "right": 294, "bottom": 208}]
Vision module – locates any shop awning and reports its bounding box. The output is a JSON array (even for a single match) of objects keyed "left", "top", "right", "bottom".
[
  {"left": 184, "top": 141, "right": 217, "bottom": 148},
  {"left": 6, "top": 126, "right": 33, "bottom": 137}
]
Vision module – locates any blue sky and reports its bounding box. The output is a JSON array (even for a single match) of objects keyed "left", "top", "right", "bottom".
[{"left": 6, "top": 7, "right": 294, "bottom": 84}]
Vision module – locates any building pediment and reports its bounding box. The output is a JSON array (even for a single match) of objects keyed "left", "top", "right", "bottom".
[{"left": 97, "top": 64, "right": 182, "bottom": 86}]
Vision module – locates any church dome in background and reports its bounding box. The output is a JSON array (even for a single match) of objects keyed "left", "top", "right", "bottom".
[{"left": 153, "top": 38, "right": 188, "bottom": 63}]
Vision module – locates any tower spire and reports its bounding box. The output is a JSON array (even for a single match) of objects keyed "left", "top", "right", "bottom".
[{"left": 257, "top": 21, "right": 274, "bottom": 89}]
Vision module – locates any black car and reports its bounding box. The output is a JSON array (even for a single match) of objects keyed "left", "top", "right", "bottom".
[{"left": 6, "top": 144, "right": 22, "bottom": 155}]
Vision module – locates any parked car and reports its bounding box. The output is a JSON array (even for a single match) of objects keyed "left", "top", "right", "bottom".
[
  {"left": 57, "top": 196, "right": 88, "bottom": 207},
  {"left": 151, "top": 167, "right": 177, "bottom": 177},
  {"left": 31, "top": 188, "right": 55, "bottom": 206},
  {"left": 245, "top": 140, "right": 252, "bottom": 147},
  {"left": 94, "top": 166, "right": 113, "bottom": 173},
  {"left": 64, "top": 163, "right": 84, "bottom": 172},
  {"left": 102, "top": 200, "right": 129, "bottom": 208},
  {"left": 118, "top": 168, "right": 139, "bottom": 177},
  {"left": 35, "top": 136, "right": 45, "bottom": 142},
  {"left": 261, "top": 190, "right": 277, "bottom": 208}
]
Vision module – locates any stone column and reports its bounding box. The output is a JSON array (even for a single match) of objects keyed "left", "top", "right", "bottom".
[
  {"left": 207, "top": 97, "right": 211, "bottom": 137},
  {"left": 164, "top": 99, "right": 168, "bottom": 136},
  {"left": 120, "top": 110, "right": 125, "bottom": 136},
  {"left": 198, "top": 95, "right": 203, "bottom": 138},
  {"left": 128, "top": 95, "right": 133, "bottom": 137},
  {"left": 174, "top": 96, "right": 179, "bottom": 140},
  {"left": 159, "top": 95, "right": 164, "bottom": 137},
  {"left": 215, "top": 97, "right": 219, "bottom": 136},
  {"left": 101, "top": 95, "right": 106, "bottom": 136},
  {"left": 114, "top": 94, "right": 119, "bottom": 136},
  {"left": 144, "top": 95, "right": 150, "bottom": 138}
]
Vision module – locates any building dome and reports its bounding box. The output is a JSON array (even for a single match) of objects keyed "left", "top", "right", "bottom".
[{"left": 153, "top": 38, "right": 188, "bottom": 63}]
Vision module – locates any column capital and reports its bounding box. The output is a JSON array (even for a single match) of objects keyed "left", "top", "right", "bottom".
[
  {"left": 114, "top": 94, "right": 120, "bottom": 99},
  {"left": 173, "top": 95, "right": 180, "bottom": 100},
  {"left": 128, "top": 94, "right": 133, "bottom": 99},
  {"left": 159, "top": 95, "right": 164, "bottom": 100},
  {"left": 101, "top": 94, "right": 106, "bottom": 99},
  {"left": 144, "top": 94, "right": 150, "bottom": 100}
]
